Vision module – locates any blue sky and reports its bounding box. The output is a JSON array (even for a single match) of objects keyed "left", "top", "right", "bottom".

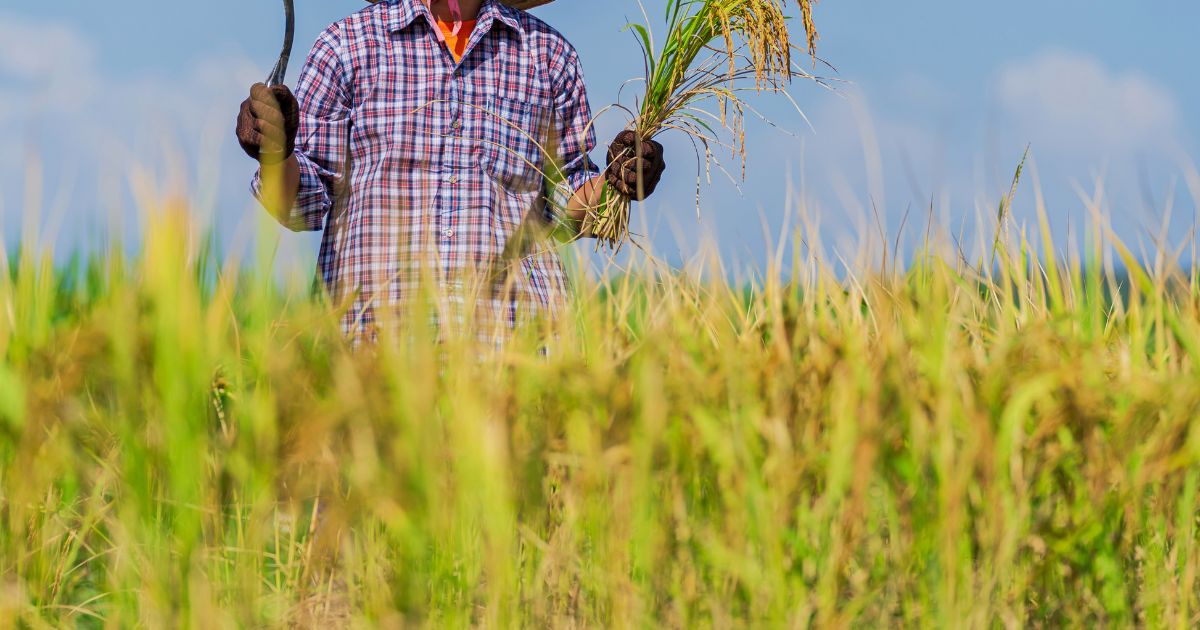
[{"left": 2, "top": 1, "right": 1199, "bottom": 272}]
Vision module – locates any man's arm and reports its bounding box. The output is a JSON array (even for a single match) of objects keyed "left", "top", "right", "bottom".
[
  {"left": 242, "top": 24, "right": 352, "bottom": 232},
  {"left": 542, "top": 40, "right": 602, "bottom": 237},
  {"left": 257, "top": 155, "right": 302, "bottom": 224},
  {"left": 557, "top": 175, "right": 601, "bottom": 236}
]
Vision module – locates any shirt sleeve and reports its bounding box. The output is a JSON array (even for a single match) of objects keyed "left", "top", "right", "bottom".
[
  {"left": 544, "top": 42, "right": 601, "bottom": 226},
  {"left": 251, "top": 24, "right": 352, "bottom": 232}
]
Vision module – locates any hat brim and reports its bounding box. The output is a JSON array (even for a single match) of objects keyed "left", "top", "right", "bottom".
[
  {"left": 501, "top": 0, "right": 555, "bottom": 7},
  {"left": 364, "top": 0, "right": 556, "bottom": 8}
]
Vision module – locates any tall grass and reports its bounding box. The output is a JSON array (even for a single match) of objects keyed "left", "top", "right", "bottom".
[{"left": 3, "top": 181, "right": 1200, "bottom": 627}]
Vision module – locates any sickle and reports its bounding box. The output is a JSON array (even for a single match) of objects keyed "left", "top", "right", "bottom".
[{"left": 266, "top": 0, "right": 296, "bottom": 86}]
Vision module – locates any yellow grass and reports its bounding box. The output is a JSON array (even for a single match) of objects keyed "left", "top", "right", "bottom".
[{"left": 3, "top": 165, "right": 1200, "bottom": 626}]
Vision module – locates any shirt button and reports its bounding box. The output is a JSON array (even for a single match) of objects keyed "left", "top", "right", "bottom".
[
  {"left": 450, "top": 119, "right": 462, "bottom": 131},
  {"left": 447, "top": 175, "right": 459, "bottom": 184},
  {"left": 443, "top": 229, "right": 454, "bottom": 239}
]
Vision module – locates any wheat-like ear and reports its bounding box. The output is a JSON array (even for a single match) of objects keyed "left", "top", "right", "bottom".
[
  {"left": 798, "top": 0, "right": 819, "bottom": 60},
  {"left": 591, "top": 0, "right": 821, "bottom": 251}
]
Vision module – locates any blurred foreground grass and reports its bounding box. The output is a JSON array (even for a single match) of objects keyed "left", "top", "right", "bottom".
[{"left": 2, "top": 195, "right": 1200, "bottom": 628}]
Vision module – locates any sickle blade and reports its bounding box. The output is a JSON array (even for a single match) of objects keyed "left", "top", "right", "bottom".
[{"left": 267, "top": 0, "right": 295, "bottom": 86}]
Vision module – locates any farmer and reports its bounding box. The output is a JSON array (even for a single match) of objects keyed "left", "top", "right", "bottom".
[{"left": 236, "top": 0, "right": 666, "bottom": 337}]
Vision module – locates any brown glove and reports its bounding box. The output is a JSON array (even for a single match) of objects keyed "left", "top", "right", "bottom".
[
  {"left": 606, "top": 130, "right": 666, "bottom": 201},
  {"left": 236, "top": 83, "right": 300, "bottom": 165}
]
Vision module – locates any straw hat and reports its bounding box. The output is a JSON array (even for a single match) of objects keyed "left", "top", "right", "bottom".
[
  {"left": 364, "top": 0, "right": 555, "bottom": 8},
  {"left": 499, "top": 0, "right": 554, "bottom": 7}
]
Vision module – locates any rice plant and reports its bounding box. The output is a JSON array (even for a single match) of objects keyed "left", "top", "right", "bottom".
[
  {"left": 4, "top": 166, "right": 1200, "bottom": 626},
  {"left": 590, "top": 0, "right": 820, "bottom": 248}
]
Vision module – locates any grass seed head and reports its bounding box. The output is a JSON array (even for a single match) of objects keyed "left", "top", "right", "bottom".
[{"left": 592, "top": 0, "right": 821, "bottom": 250}]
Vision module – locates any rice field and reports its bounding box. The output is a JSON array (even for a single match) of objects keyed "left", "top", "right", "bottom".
[{"left": 1, "top": 177, "right": 1200, "bottom": 629}]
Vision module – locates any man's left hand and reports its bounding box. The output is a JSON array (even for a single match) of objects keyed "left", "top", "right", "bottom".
[{"left": 606, "top": 130, "right": 666, "bottom": 201}]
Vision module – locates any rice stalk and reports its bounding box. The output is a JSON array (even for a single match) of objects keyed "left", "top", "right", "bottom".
[
  {"left": 9, "top": 168, "right": 1200, "bottom": 625},
  {"left": 590, "top": 0, "right": 819, "bottom": 250}
]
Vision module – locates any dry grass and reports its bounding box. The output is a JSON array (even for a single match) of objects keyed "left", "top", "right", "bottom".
[{"left": 2, "top": 168, "right": 1200, "bottom": 627}]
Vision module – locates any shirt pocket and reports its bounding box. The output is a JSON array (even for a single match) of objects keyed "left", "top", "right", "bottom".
[{"left": 480, "top": 95, "right": 551, "bottom": 195}]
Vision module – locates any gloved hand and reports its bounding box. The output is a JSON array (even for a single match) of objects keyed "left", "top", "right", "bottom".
[
  {"left": 236, "top": 83, "right": 300, "bottom": 165},
  {"left": 606, "top": 130, "right": 666, "bottom": 201}
]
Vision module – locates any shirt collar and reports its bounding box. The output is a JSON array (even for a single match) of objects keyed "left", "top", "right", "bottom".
[{"left": 387, "top": 0, "right": 522, "bottom": 38}]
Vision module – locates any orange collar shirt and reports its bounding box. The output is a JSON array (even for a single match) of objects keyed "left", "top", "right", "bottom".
[
  {"left": 249, "top": 0, "right": 601, "bottom": 336},
  {"left": 436, "top": 18, "right": 478, "bottom": 62}
]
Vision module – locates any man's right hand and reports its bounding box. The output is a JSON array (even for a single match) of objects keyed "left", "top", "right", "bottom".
[{"left": 236, "top": 83, "right": 300, "bottom": 165}]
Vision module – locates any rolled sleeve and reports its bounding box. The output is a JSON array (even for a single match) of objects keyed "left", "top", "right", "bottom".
[
  {"left": 251, "top": 24, "right": 351, "bottom": 232},
  {"left": 543, "top": 44, "right": 600, "bottom": 225}
]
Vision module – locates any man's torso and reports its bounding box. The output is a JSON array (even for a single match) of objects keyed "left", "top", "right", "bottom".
[{"left": 304, "top": 0, "right": 581, "bottom": 334}]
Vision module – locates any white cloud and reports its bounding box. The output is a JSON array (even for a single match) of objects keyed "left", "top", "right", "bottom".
[
  {"left": 994, "top": 50, "right": 1182, "bottom": 157},
  {"left": 0, "top": 11, "right": 99, "bottom": 115},
  {"left": 0, "top": 11, "right": 258, "bottom": 131},
  {"left": 0, "top": 12, "right": 263, "bottom": 253},
  {"left": 0, "top": 12, "right": 93, "bottom": 79}
]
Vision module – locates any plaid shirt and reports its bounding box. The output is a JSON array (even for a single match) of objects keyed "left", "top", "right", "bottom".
[{"left": 253, "top": 0, "right": 599, "bottom": 336}]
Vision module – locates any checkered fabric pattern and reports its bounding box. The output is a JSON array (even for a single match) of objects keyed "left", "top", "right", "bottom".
[{"left": 252, "top": 0, "right": 599, "bottom": 338}]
